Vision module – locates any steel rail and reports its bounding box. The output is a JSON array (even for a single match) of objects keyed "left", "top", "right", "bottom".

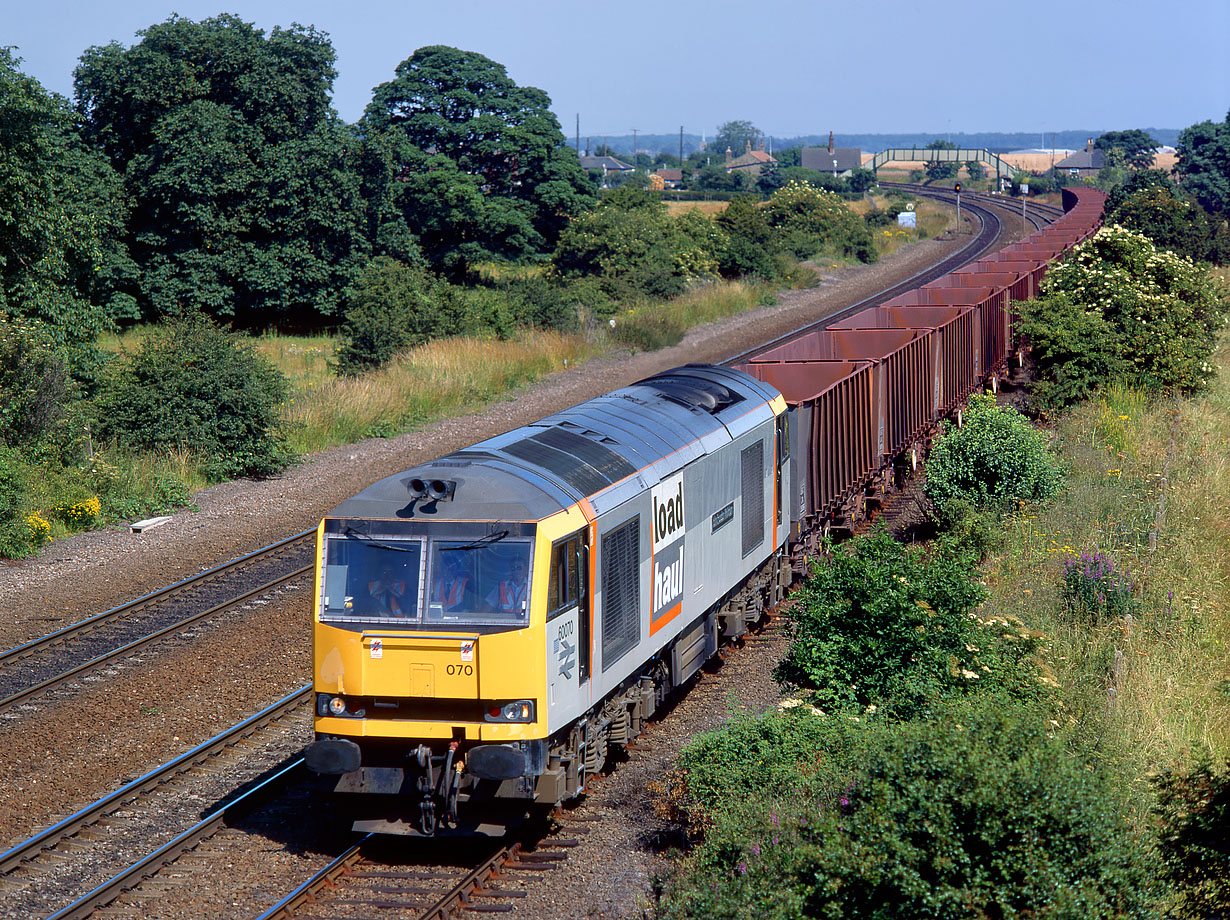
[
  {"left": 254, "top": 840, "right": 520, "bottom": 920},
  {"left": 419, "top": 843, "right": 520, "bottom": 920},
  {"left": 0, "top": 528, "right": 315, "bottom": 669},
  {"left": 0, "top": 564, "right": 312, "bottom": 714},
  {"left": 0, "top": 685, "right": 311, "bottom": 875},
  {"left": 44, "top": 758, "right": 306, "bottom": 920},
  {"left": 252, "top": 838, "right": 372, "bottom": 920}
]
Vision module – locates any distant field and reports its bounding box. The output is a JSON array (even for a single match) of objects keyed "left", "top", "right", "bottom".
[{"left": 663, "top": 200, "right": 729, "bottom": 216}]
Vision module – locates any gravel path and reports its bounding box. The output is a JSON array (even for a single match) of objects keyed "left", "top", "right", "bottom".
[{"left": 0, "top": 226, "right": 1014, "bottom": 918}]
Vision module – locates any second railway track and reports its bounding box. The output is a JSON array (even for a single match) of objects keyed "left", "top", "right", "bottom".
[{"left": 0, "top": 530, "right": 315, "bottom": 717}]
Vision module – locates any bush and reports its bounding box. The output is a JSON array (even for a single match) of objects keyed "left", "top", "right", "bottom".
[
  {"left": 0, "top": 312, "right": 81, "bottom": 457},
  {"left": 774, "top": 531, "right": 1043, "bottom": 717},
  {"left": 666, "top": 704, "right": 1160, "bottom": 920},
  {"left": 1060, "top": 551, "right": 1137, "bottom": 624},
  {"left": 95, "top": 314, "right": 295, "bottom": 480},
  {"left": 762, "top": 181, "right": 877, "bottom": 263},
  {"left": 1026, "top": 225, "right": 1226, "bottom": 401},
  {"left": 1154, "top": 758, "right": 1230, "bottom": 918},
  {"left": 715, "top": 196, "right": 779, "bottom": 279},
  {"left": 552, "top": 187, "right": 725, "bottom": 299},
  {"left": 0, "top": 447, "right": 37, "bottom": 558},
  {"left": 925, "top": 393, "right": 1062, "bottom": 514},
  {"left": 1018, "top": 292, "right": 1126, "bottom": 412},
  {"left": 334, "top": 257, "right": 453, "bottom": 375}
]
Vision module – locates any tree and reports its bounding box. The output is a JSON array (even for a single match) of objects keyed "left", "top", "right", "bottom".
[
  {"left": 714, "top": 120, "right": 761, "bottom": 158},
  {"left": 924, "top": 139, "right": 959, "bottom": 181},
  {"left": 1109, "top": 186, "right": 1213, "bottom": 262},
  {"left": 1176, "top": 111, "right": 1230, "bottom": 218},
  {"left": 0, "top": 50, "right": 113, "bottom": 359},
  {"left": 694, "top": 162, "right": 745, "bottom": 192},
  {"left": 716, "top": 196, "right": 778, "bottom": 279},
  {"left": 1095, "top": 129, "right": 1160, "bottom": 170},
  {"left": 74, "top": 14, "right": 368, "bottom": 327},
  {"left": 360, "top": 46, "right": 595, "bottom": 274}
]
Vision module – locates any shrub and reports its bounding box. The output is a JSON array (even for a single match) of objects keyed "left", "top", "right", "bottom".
[
  {"left": 1154, "top": 758, "right": 1230, "bottom": 918},
  {"left": 1060, "top": 551, "right": 1136, "bottom": 624},
  {"left": 773, "top": 530, "right": 1045, "bottom": 717},
  {"left": 715, "top": 195, "right": 779, "bottom": 279},
  {"left": 551, "top": 187, "right": 725, "bottom": 299},
  {"left": 0, "top": 312, "right": 80, "bottom": 456},
  {"left": 762, "top": 181, "right": 877, "bottom": 263},
  {"left": 334, "top": 257, "right": 452, "bottom": 375},
  {"left": 924, "top": 393, "right": 1062, "bottom": 514},
  {"left": 1018, "top": 292, "right": 1126, "bottom": 412},
  {"left": 94, "top": 314, "right": 294, "bottom": 480},
  {"left": 1027, "top": 225, "right": 1226, "bottom": 401},
  {"left": 0, "top": 447, "right": 36, "bottom": 558},
  {"left": 666, "top": 703, "right": 1160, "bottom": 920}
]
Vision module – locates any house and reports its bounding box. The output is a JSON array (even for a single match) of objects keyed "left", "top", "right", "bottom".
[
  {"left": 726, "top": 140, "right": 777, "bottom": 176},
  {"left": 1054, "top": 139, "right": 1106, "bottom": 176},
  {"left": 578, "top": 155, "right": 635, "bottom": 187},
  {"left": 651, "top": 168, "right": 683, "bottom": 189},
  {"left": 801, "top": 133, "right": 863, "bottom": 177}
]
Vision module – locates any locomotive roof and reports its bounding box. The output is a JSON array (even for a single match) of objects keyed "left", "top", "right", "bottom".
[{"left": 328, "top": 365, "right": 782, "bottom": 522}]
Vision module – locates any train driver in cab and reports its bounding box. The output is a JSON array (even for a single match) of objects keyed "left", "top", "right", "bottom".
[
  {"left": 431, "top": 554, "right": 469, "bottom": 612},
  {"left": 486, "top": 556, "right": 529, "bottom": 615},
  {"left": 368, "top": 562, "right": 409, "bottom": 617}
]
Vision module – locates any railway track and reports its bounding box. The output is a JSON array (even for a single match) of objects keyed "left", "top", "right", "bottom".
[
  {"left": 256, "top": 839, "right": 539, "bottom": 920},
  {"left": 724, "top": 185, "right": 1019, "bottom": 366},
  {"left": 0, "top": 689, "right": 312, "bottom": 919},
  {"left": 0, "top": 530, "right": 314, "bottom": 718}
]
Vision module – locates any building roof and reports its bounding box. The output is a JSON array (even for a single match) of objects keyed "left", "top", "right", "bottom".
[
  {"left": 801, "top": 146, "right": 864, "bottom": 173},
  {"left": 578, "top": 155, "right": 634, "bottom": 172},
  {"left": 1054, "top": 149, "right": 1106, "bottom": 171},
  {"left": 652, "top": 168, "right": 683, "bottom": 182}
]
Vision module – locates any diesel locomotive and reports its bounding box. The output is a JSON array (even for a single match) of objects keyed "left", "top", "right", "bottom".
[{"left": 305, "top": 365, "right": 793, "bottom": 835}]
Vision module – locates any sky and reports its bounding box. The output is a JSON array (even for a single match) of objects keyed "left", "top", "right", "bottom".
[{"left": 5, "top": 0, "right": 1228, "bottom": 142}]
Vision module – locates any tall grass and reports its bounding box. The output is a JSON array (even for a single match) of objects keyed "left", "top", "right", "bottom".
[
  {"left": 608, "top": 280, "right": 775, "bottom": 352},
  {"left": 284, "top": 329, "right": 598, "bottom": 453},
  {"left": 980, "top": 336, "right": 1230, "bottom": 785}
]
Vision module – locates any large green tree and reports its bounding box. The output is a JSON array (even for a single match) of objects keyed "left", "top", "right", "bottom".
[
  {"left": 360, "top": 45, "right": 595, "bottom": 275},
  {"left": 0, "top": 49, "right": 115, "bottom": 369},
  {"left": 74, "top": 14, "right": 367, "bottom": 327},
  {"left": 1094, "top": 129, "right": 1160, "bottom": 170},
  {"left": 713, "top": 120, "right": 761, "bottom": 157},
  {"left": 1176, "top": 111, "right": 1230, "bottom": 219}
]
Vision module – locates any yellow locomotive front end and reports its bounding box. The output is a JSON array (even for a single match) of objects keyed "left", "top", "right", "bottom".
[{"left": 306, "top": 473, "right": 583, "bottom": 835}]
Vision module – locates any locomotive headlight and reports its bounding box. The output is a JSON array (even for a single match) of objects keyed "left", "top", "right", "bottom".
[{"left": 484, "top": 700, "right": 535, "bottom": 723}]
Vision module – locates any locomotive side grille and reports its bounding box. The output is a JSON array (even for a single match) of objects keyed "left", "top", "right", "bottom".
[
  {"left": 741, "top": 441, "right": 765, "bottom": 557},
  {"left": 601, "top": 515, "right": 641, "bottom": 671}
]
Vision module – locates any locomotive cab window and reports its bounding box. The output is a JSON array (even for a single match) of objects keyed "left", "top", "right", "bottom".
[
  {"left": 426, "top": 540, "right": 533, "bottom": 627},
  {"left": 547, "top": 532, "right": 585, "bottom": 621},
  {"left": 321, "top": 537, "right": 424, "bottom": 624}
]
